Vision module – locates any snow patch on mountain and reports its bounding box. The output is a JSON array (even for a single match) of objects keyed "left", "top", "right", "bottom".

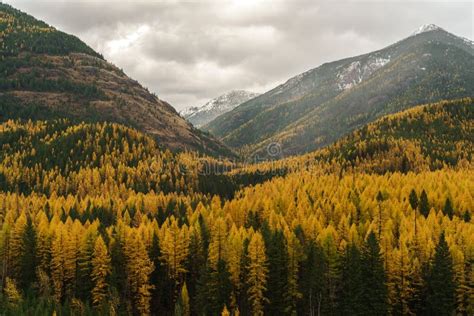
[
  {"left": 411, "top": 24, "right": 442, "bottom": 36},
  {"left": 180, "top": 106, "right": 200, "bottom": 117},
  {"left": 336, "top": 56, "right": 390, "bottom": 91},
  {"left": 181, "top": 90, "right": 260, "bottom": 127}
]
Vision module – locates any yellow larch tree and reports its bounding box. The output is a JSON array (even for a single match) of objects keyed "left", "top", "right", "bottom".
[
  {"left": 208, "top": 217, "right": 228, "bottom": 269},
  {"left": 246, "top": 232, "right": 268, "bottom": 316},
  {"left": 124, "top": 229, "right": 154, "bottom": 315},
  {"left": 159, "top": 217, "right": 190, "bottom": 283},
  {"left": 50, "top": 226, "right": 67, "bottom": 303},
  {"left": 91, "top": 236, "right": 111, "bottom": 308}
]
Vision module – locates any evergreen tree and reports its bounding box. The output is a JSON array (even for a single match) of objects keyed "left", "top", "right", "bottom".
[
  {"left": 409, "top": 189, "right": 418, "bottom": 210},
  {"left": 425, "top": 232, "right": 455, "bottom": 315},
  {"left": 298, "top": 241, "right": 325, "bottom": 316},
  {"left": 377, "top": 191, "right": 385, "bottom": 239},
  {"left": 409, "top": 189, "right": 419, "bottom": 237},
  {"left": 443, "top": 198, "right": 454, "bottom": 219},
  {"left": 263, "top": 228, "right": 290, "bottom": 315},
  {"left": 419, "top": 190, "right": 430, "bottom": 217},
  {"left": 338, "top": 243, "right": 364, "bottom": 315},
  {"left": 77, "top": 230, "right": 96, "bottom": 301},
  {"left": 463, "top": 210, "right": 471, "bottom": 222},
  {"left": 206, "top": 259, "right": 232, "bottom": 315},
  {"left": 361, "top": 232, "right": 388, "bottom": 315},
  {"left": 19, "top": 216, "right": 36, "bottom": 290}
]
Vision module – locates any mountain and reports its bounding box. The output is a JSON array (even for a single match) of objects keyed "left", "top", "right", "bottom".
[
  {"left": 181, "top": 90, "right": 260, "bottom": 127},
  {"left": 0, "top": 3, "right": 232, "bottom": 156},
  {"left": 247, "top": 97, "right": 473, "bottom": 177},
  {"left": 204, "top": 24, "right": 474, "bottom": 158},
  {"left": 315, "top": 97, "right": 473, "bottom": 172}
]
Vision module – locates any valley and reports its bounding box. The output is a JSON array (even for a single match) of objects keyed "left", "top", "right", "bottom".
[{"left": 0, "top": 3, "right": 472, "bottom": 316}]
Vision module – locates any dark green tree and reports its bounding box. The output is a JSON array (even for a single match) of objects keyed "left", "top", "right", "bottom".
[
  {"left": 463, "top": 210, "right": 471, "bottom": 223},
  {"left": 206, "top": 259, "right": 232, "bottom": 315},
  {"left": 443, "top": 198, "right": 454, "bottom": 219},
  {"left": 361, "top": 232, "right": 388, "bottom": 315},
  {"left": 20, "top": 216, "right": 37, "bottom": 290},
  {"left": 409, "top": 189, "right": 418, "bottom": 210},
  {"left": 298, "top": 241, "right": 325, "bottom": 316},
  {"left": 425, "top": 232, "right": 455, "bottom": 316},
  {"left": 338, "top": 243, "right": 364, "bottom": 315},
  {"left": 263, "top": 228, "right": 290, "bottom": 315},
  {"left": 376, "top": 191, "right": 385, "bottom": 239},
  {"left": 186, "top": 227, "right": 206, "bottom": 315},
  {"left": 419, "top": 190, "right": 430, "bottom": 218}
]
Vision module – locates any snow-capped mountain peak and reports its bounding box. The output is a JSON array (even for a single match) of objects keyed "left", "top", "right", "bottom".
[
  {"left": 411, "top": 24, "right": 442, "bottom": 36},
  {"left": 181, "top": 90, "right": 260, "bottom": 127}
]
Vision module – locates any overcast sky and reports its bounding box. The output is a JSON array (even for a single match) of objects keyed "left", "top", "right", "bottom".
[{"left": 5, "top": 0, "right": 473, "bottom": 110}]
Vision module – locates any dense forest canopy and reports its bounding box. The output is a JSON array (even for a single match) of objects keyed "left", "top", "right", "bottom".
[
  {"left": 0, "top": 99, "right": 472, "bottom": 315},
  {"left": 0, "top": 4, "right": 472, "bottom": 315}
]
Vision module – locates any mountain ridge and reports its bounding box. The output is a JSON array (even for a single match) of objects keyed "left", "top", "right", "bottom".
[
  {"left": 204, "top": 24, "right": 474, "bottom": 158},
  {"left": 0, "top": 3, "right": 233, "bottom": 157},
  {"left": 181, "top": 90, "right": 260, "bottom": 127}
]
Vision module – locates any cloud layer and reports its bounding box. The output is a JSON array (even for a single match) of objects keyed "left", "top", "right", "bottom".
[{"left": 6, "top": 0, "right": 473, "bottom": 110}]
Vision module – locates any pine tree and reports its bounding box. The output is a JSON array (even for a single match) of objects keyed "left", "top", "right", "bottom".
[
  {"left": 263, "top": 227, "right": 290, "bottom": 315},
  {"left": 19, "top": 216, "right": 36, "bottom": 290},
  {"left": 206, "top": 259, "right": 232, "bottom": 315},
  {"left": 361, "top": 232, "right": 388, "bottom": 315},
  {"left": 409, "top": 189, "right": 419, "bottom": 238},
  {"left": 419, "top": 190, "right": 430, "bottom": 217},
  {"left": 91, "top": 236, "right": 111, "bottom": 308},
  {"left": 409, "top": 189, "right": 418, "bottom": 210},
  {"left": 391, "top": 240, "right": 415, "bottom": 315},
  {"left": 463, "top": 210, "right": 471, "bottom": 222},
  {"left": 443, "top": 198, "right": 454, "bottom": 219},
  {"left": 77, "top": 228, "right": 96, "bottom": 301},
  {"left": 286, "top": 230, "right": 302, "bottom": 314},
  {"left": 338, "top": 243, "right": 364, "bottom": 315},
  {"left": 298, "top": 241, "right": 325, "bottom": 316},
  {"left": 425, "top": 232, "right": 455, "bottom": 315},
  {"left": 246, "top": 232, "right": 268, "bottom": 316}
]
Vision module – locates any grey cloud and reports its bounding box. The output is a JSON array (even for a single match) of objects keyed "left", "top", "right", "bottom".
[{"left": 5, "top": 0, "right": 473, "bottom": 110}]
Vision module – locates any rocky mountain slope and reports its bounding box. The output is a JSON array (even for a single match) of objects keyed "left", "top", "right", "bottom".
[
  {"left": 0, "top": 3, "right": 232, "bottom": 156},
  {"left": 204, "top": 24, "right": 474, "bottom": 158},
  {"left": 181, "top": 90, "right": 259, "bottom": 127}
]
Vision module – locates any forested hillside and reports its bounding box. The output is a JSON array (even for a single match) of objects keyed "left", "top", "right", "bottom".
[
  {"left": 314, "top": 97, "right": 474, "bottom": 172},
  {"left": 0, "top": 98, "right": 472, "bottom": 315},
  {"left": 0, "top": 3, "right": 231, "bottom": 156},
  {"left": 204, "top": 25, "right": 474, "bottom": 158},
  {"left": 241, "top": 98, "right": 473, "bottom": 177},
  {"left": 0, "top": 4, "right": 472, "bottom": 315}
]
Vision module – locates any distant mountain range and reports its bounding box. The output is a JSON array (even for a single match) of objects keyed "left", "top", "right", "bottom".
[
  {"left": 181, "top": 90, "right": 260, "bottom": 128},
  {"left": 204, "top": 24, "right": 474, "bottom": 158},
  {"left": 0, "top": 3, "right": 232, "bottom": 157}
]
